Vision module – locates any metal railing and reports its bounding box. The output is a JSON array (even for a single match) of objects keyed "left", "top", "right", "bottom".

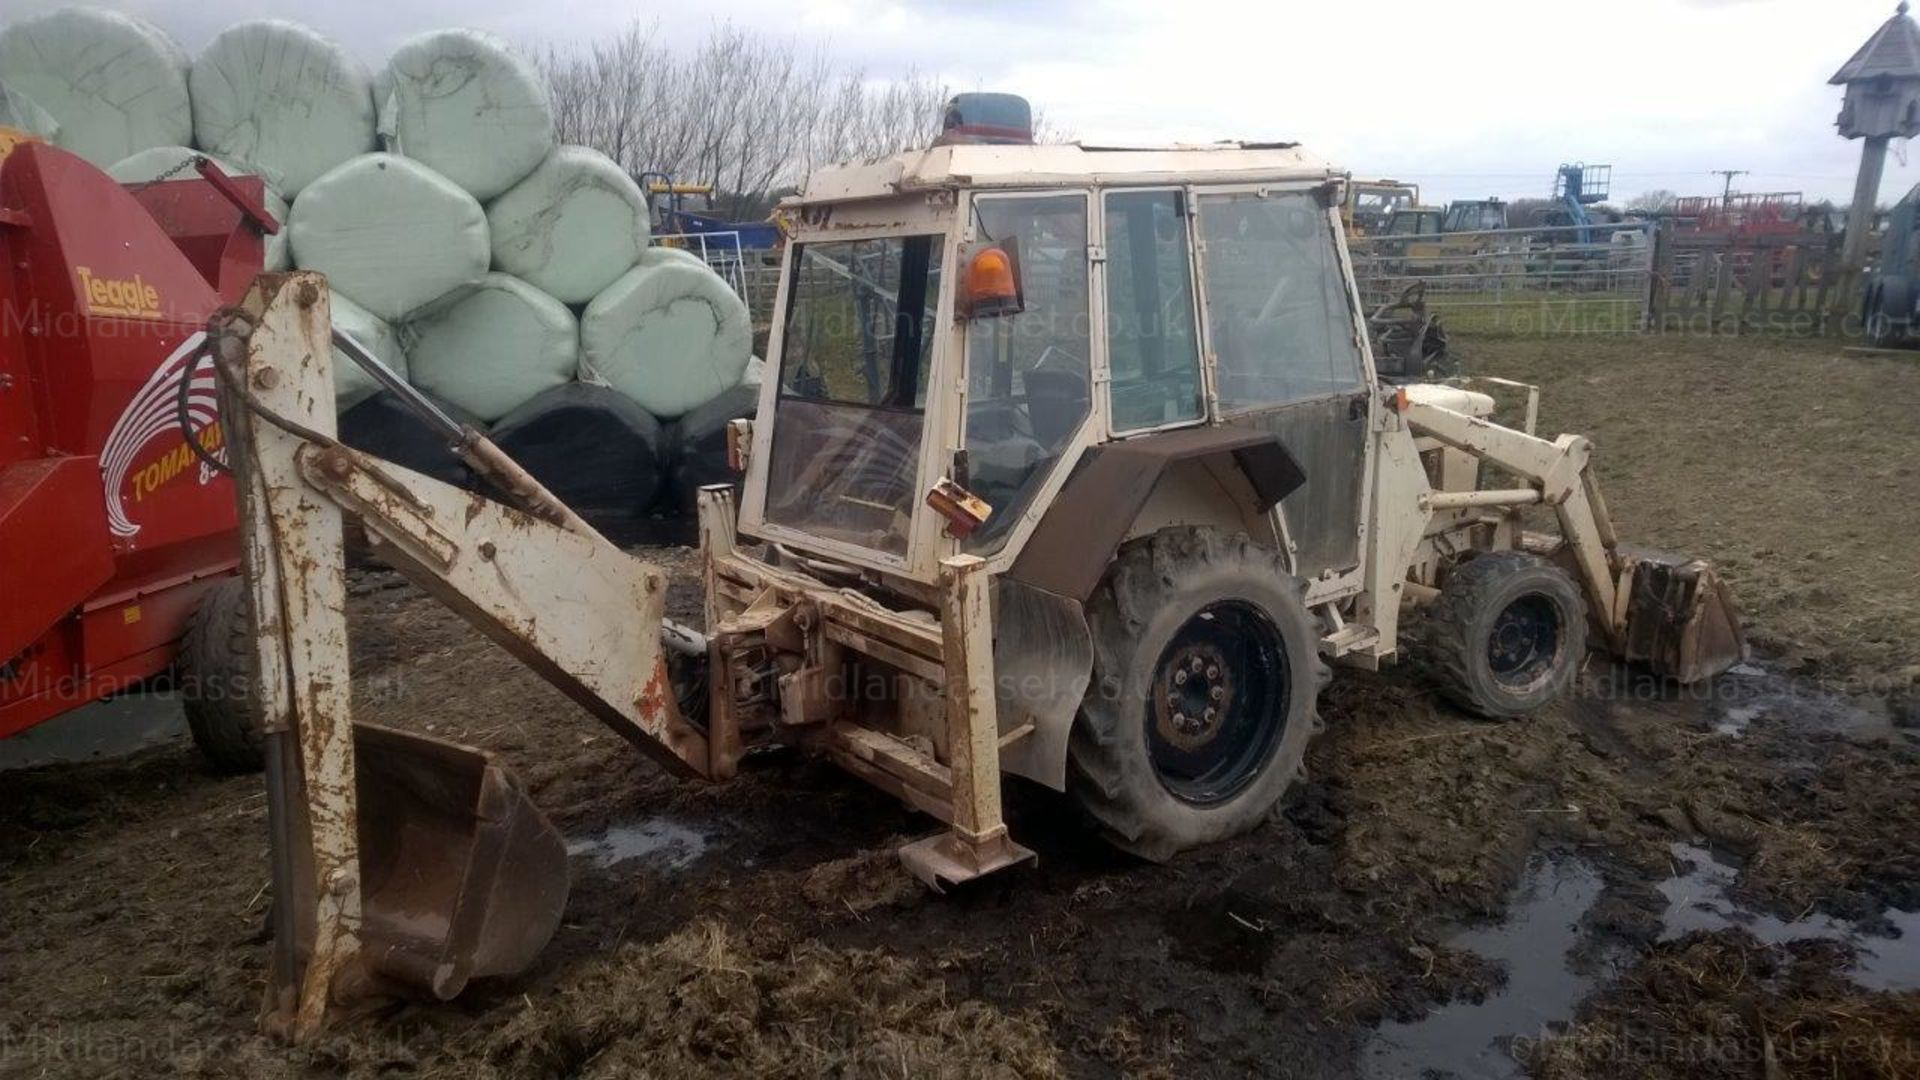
[{"left": 1349, "top": 221, "right": 1654, "bottom": 334}]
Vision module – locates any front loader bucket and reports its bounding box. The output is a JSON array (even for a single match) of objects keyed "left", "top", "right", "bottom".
[
  {"left": 1614, "top": 548, "right": 1746, "bottom": 684},
  {"left": 352, "top": 723, "right": 569, "bottom": 1000}
]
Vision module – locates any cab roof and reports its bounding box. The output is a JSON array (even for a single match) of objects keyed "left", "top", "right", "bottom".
[{"left": 792, "top": 141, "right": 1340, "bottom": 206}]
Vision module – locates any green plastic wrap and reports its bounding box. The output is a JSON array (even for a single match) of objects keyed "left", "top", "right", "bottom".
[
  {"left": 190, "top": 20, "right": 377, "bottom": 198},
  {"left": 0, "top": 8, "right": 191, "bottom": 166},
  {"left": 403, "top": 273, "right": 578, "bottom": 422},
  {"left": 488, "top": 145, "right": 651, "bottom": 304},
  {"left": 375, "top": 29, "right": 554, "bottom": 202},
  {"left": 289, "top": 152, "right": 489, "bottom": 320},
  {"left": 580, "top": 250, "right": 752, "bottom": 419}
]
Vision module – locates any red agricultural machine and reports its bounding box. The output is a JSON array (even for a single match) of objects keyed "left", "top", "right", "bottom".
[
  {"left": 0, "top": 132, "right": 273, "bottom": 761},
  {"left": 1668, "top": 192, "right": 1806, "bottom": 242}
]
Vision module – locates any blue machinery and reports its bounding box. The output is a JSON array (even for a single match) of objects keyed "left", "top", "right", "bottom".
[{"left": 1550, "top": 163, "right": 1611, "bottom": 244}]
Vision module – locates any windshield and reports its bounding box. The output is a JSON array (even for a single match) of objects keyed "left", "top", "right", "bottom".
[{"left": 762, "top": 234, "right": 943, "bottom": 557}]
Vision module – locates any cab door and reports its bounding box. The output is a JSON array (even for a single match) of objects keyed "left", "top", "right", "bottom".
[{"left": 1191, "top": 185, "right": 1372, "bottom": 581}]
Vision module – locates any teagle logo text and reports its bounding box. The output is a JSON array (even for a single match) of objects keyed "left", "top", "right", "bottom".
[{"left": 75, "top": 267, "right": 163, "bottom": 320}]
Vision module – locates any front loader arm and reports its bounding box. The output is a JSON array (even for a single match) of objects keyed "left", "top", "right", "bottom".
[
  {"left": 1402, "top": 397, "right": 1623, "bottom": 647},
  {"left": 1401, "top": 393, "right": 1743, "bottom": 683}
]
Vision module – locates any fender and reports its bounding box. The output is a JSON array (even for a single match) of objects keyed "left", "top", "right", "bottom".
[{"left": 1007, "top": 425, "right": 1306, "bottom": 602}]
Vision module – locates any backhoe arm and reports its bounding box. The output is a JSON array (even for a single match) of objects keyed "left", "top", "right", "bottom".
[{"left": 213, "top": 273, "right": 710, "bottom": 1040}]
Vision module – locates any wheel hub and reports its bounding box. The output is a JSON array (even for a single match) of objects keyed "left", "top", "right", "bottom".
[
  {"left": 1144, "top": 601, "right": 1288, "bottom": 806},
  {"left": 1154, "top": 643, "right": 1235, "bottom": 752},
  {"left": 1486, "top": 594, "right": 1561, "bottom": 689}
]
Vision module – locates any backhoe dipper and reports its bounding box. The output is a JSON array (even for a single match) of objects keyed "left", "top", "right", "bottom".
[{"left": 211, "top": 102, "right": 1743, "bottom": 1039}]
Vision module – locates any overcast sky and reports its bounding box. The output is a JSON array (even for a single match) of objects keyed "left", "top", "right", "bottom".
[{"left": 13, "top": 0, "right": 1919, "bottom": 207}]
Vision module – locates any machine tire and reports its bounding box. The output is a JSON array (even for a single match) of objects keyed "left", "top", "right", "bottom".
[
  {"left": 1867, "top": 275, "right": 1914, "bottom": 347},
  {"left": 1423, "top": 551, "right": 1587, "bottom": 720},
  {"left": 1069, "top": 529, "right": 1325, "bottom": 862},
  {"left": 179, "top": 577, "right": 263, "bottom": 773}
]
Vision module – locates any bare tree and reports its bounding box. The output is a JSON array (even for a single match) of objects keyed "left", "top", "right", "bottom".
[
  {"left": 539, "top": 23, "right": 1064, "bottom": 221},
  {"left": 1627, "top": 188, "right": 1678, "bottom": 213}
]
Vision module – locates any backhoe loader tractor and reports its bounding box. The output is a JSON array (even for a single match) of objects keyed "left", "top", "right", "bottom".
[{"left": 211, "top": 97, "right": 1744, "bottom": 1039}]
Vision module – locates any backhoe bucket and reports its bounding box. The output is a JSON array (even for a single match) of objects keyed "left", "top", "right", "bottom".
[
  {"left": 1614, "top": 549, "right": 1746, "bottom": 684},
  {"left": 351, "top": 723, "right": 569, "bottom": 1001}
]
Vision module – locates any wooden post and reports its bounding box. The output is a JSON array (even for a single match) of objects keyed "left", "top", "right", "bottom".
[
  {"left": 1842, "top": 135, "right": 1890, "bottom": 274},
  {"left": 1646, "top": 220, "right": 1671, "bottom": 331}
]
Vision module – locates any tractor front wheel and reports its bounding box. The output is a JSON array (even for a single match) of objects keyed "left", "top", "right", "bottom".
[
  {"left": 1423, "top": 551, "right": 1587, "bottom": 719},
  {"left": 179, "top": 577, "right": 263, "bottom": 773},
  {"left": 1069, "top": 529, "right": 1325, "bottom": 861}
]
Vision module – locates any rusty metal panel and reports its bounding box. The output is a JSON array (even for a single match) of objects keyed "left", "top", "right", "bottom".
[{"left": 1006, "top": 424, "right": 1305, "bottom": 601}]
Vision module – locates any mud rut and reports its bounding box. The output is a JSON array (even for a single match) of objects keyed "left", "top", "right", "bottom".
[
  {"left": 0, "top": 545, "right": 1912, "bottom": 1080},
  {"left": 5, "top": 336, "right": 1920, "bottom": 1079}
]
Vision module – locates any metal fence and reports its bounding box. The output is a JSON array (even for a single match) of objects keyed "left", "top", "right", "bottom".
[{"left": 1349, "top": 221, "right": 1655, "bottom": 334}]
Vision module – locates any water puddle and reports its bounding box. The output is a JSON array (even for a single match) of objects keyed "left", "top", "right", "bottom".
[
  {"left": 1708, "top": 663, "right": 1899, "bottom": 742},
  {"left": 1591, "top": 659, "right": 1902, "bottom": 745},
  {"left": 567, "top": 817, "right": 711, "bottom": 870},
  {"left": 1659, "top": 842, "right": 1920, "bottom": 991},
  {"left": 1363, "top": 857, "right": 1607, "bottom": 1080}
]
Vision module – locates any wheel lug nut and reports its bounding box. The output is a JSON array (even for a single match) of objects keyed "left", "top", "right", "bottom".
[
  {"left": 1204, "top": 707, "right": 1217, "bottom": 722},
  {"left": 1210, "top": 686, "right": 1225, "bottom": 701},
  {"left": 1174, "top": 670, "right": 1188, "bottom": 686},
  {"left": 1205, "top": 665, "right": 1220, "bottom": 680},
  {"left": 1190, "top": 657, "right": 1204, "bottom": 673}
]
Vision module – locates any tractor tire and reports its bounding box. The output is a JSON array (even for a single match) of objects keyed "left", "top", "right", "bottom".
[
  {"left": 1867, "top": 275, "right": 1914, "bottom": 348},
  {"left": 179, "top": 577, "right": 263, "bottom": 773},
  {"left": 1069, "top": 529, "right": 1326, "bottom": 861},
  {"left": 1422, "top": 551, "right": 1587, "bottom": 720}
]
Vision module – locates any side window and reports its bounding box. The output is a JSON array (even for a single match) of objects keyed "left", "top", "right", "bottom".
[
  {"left": 963, "top": 193, "right": 1091, "bottom": 552},
  {"left": 1196, "top": 191, "right": 1364, "bottom": 411},
  {"left": 1104, "top": 189, "right": 1203, "bottom": 431}
]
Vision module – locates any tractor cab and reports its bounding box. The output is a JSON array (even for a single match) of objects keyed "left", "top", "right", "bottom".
[
  {"left": 1443, "top": 198, "right": 1509, "bottom": 233},
  {"left": 740, "top": 137, "right": 1375, "bottom": 598},
  {"left": 1343, "top": 179, "right": 1420, "bottom": 236}
]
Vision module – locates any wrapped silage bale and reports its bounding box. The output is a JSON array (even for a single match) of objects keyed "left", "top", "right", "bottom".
[
  {"left": 402, "top": 273, "right": 577, "bottom": 423},
  {"left": 289, "top": 152, "right": 489, "bottom": 321},
  {"left": 487, "top": 146, "right": 651, "bottom": 304},
  {"left": 580, "top": 249, "right": 753, "bottom": 419},
  {"left": 329, "top": 293, "right": 408, "bottom": 412},
  {"left": 490, "top": 383, "right": 665, "bottom": 541},
  {"left": 0, "top": 8, "right": 191, "bottom": 166},
  {"left": 190, "top": 20, "right": 377, "bottom": 198},
  {"left": 375, "top": 29, "right": 553, "bottom": 202},
  {"left": 0, "top": 81, "right": 59, "bottom": 139},
  {"left": 339, "top": 389, "right": 479, "bottom": 490},
  {"left": 107, "top": 146, "right": 292, "bottom": 272},
  {"left": 663, "top": 379, "right": 760, "bottom": 515}
]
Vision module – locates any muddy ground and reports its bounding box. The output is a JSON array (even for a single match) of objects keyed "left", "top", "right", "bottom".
[{"left": 2, "top": 333, "right": 1918, "bottom": 1079}]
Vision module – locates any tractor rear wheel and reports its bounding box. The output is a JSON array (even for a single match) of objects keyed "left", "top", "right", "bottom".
[
  {"left": 1423, "top": 551, "right": 1587, "bottom": 719},
  {"left": 179, "top": 577, "right": 263, "bottom": 773},
  {"left": 1069, "top": 529, "right": 1325, "bottom": 861}
]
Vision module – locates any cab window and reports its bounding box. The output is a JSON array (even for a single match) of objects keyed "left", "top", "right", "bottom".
[
  {"left": 1196, "top": 191, "right": 1365, "bottom": 411},
  {"left": 963, "top": 193, "right": 1091, "bottom": 552},
  {"left": 762, "top": 235, "right": 942, "bottom": 556},
  {"left": 1105, "top": 189, "right": 1203, "bottom": 431}
]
